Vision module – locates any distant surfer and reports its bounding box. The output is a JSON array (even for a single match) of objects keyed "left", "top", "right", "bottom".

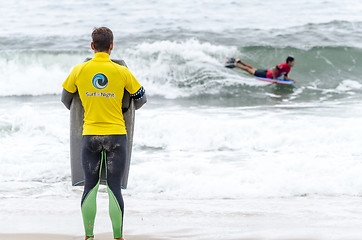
[
  {"left": 225, "top": 56, "right": 296, "bottom": 83},
  {"left": 61, "top": 27, "right": 147, "bottom": 240}
]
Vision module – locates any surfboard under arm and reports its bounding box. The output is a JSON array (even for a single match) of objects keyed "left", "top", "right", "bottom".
[{"left": 69, "top": 59, "right": 135, "bottom": 189}]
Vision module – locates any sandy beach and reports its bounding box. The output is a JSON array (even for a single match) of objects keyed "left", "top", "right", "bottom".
[
  {"left": 1, "top": 194, "right": 362, "bottom": 240},
  {"left": 0, "top": 233, "right": 319, "bottom": 240},
  {"left": 0, "top": 233, "right": 167, "bottom": 240}
]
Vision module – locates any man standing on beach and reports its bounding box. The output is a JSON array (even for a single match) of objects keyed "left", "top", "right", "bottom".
[{"left": 61, "top": 27, "right": 147, "bottom": 240}]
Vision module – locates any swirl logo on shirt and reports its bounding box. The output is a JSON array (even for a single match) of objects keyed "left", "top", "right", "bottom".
[{"left": 92, "top": 73, "right": 108, "bottom": 89}]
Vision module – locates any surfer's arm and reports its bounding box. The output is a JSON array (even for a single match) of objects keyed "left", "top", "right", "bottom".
[
  {"left": 61, "top": 88, "right": 76, "bottom": 110},
  {"left": 131, "top": 86, "right": 147, "bottom": 110},
  {"left": 272, "top": 68, "right": 277, "bottom": 82}
]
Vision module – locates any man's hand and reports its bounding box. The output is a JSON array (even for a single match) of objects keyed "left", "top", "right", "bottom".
[{"left": 284, "top": 76, "right": 296, "bottom": 83}]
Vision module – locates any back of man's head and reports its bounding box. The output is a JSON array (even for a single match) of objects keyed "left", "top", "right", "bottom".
[{"left": 92, "top": 27, "right": 113, "bottom": 52}]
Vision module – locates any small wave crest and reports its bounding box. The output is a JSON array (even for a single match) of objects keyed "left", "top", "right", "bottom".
[{"left": 0, "top": 50, "right": 86, "bottom": 96}]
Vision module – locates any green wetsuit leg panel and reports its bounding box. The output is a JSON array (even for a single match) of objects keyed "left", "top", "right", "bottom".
[
  {"left": 102, "top": 136, "right": 127, "bottom": 238},
  {"left": 81, "top": 180, "right": 100, "bottom": 237},
  {"left": 107, "top": 185, "right": 123, "bottom": 238}
]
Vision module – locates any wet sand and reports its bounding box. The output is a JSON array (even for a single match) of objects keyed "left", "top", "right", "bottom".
[
  {"left": 0, "top": 233, "right": 317, "bottom": 240},
  {"left": 0, "top": 233, "right": 165, "bottom": 240},
  {"left": 1, "top": 195, "right": 361, "bottom": 240}
]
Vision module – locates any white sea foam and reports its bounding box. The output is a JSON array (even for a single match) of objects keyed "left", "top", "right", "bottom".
[
  {"left": 118, "top": 39, "right": 240, "bottom": 98},
  {"left": 0, "top": 51, "right": 85, "bottom": 96},
  {"left": 129, "top": 103, "right": 362, "bottom": 199},
  {"left": 336, "top": 79, "right": 362, "bottom": 91},
  {"left": 2, "top": 99, "right": 362, "bottom": 200},
  {"left": 0, "top": 101, "right": 69, "bottom": 187},
  {"left": 0, "top": 40, "right": 241, "bottom": 98}
]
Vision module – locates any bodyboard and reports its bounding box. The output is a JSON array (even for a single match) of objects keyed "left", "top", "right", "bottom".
[{"left": 255, "top": 76, "right": 295, "bottom": 85}]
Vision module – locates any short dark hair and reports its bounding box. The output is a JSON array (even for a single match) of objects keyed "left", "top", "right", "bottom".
[
  {"left": 91, "top": 27, "right": 113, "bottom": 52},
  {"left": 286, "top": 56, "right": 294, "bottom": 63}
]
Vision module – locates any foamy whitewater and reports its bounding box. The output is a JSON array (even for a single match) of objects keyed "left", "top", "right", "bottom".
[{"left": 1, "top": 0, "right": 362, "bottom": 239}]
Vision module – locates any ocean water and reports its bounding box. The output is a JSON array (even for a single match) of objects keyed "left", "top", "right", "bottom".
[{"left": 1, "top": 0, "right": 362, "bottom": 239}]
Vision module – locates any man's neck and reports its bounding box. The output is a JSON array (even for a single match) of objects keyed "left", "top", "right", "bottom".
[{"left": 94, "top": 50, "right": 111, "bottom": 55}]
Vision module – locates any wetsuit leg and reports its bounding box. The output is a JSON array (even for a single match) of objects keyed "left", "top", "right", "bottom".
[
  {"left": 81, "top": 135, "right": 104, "bottom": 238},
  {"left": 103, "top": 135, "right": 127, "bottom": 239}
]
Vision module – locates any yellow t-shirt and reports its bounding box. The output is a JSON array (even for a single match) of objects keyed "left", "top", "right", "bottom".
[{"left": 62, "top": 52, "right": 142, "bottom": 135}]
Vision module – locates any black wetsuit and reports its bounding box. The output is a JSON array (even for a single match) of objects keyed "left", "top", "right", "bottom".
[
  {"left": 81, "top": 135, "right": 127, "bottom": 238},
  {"left": 254, "top": 69, "right": 268, "bottom": 78}
]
